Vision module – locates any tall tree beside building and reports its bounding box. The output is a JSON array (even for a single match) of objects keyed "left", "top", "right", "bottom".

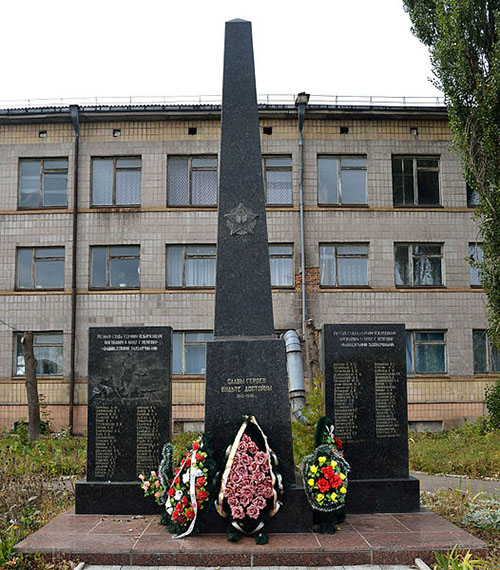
[
  {"left": 403, "top": 0, "right": 500, "bottom": 346},
  {"left": 21, "top": 332, "right": 41, "bottom": 441}
]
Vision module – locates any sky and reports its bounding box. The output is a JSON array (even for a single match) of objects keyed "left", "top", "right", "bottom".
[{"left": 0, "top": 0, "right": 443, "bottom": 105}]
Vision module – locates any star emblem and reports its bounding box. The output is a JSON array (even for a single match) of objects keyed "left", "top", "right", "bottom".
[{"left": 224, "top": 203, "right": 259, "bottom": 236}]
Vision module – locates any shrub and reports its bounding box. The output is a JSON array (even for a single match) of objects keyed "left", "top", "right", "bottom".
[{"left": 485, "top": 376, "right": 500, "bottom": 430}]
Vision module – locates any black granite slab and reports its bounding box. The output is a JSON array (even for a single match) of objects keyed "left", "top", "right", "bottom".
[
  {"left": 322, "top": 324, "right": 419, "bottom": 512},
  {"left": 76, "top": 327, "right": 172, "bottom": 514},
  {"left": 214, "top": 19, "right": 274, "bottom": 338}
]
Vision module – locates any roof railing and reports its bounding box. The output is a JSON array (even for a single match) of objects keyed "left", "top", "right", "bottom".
[{"left": 0, "top": 94, "right": 445, "bottom": 110}]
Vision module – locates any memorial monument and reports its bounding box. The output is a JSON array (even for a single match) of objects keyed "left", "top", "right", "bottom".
[
  {"left": 204, "top": 19, "right": 311, "bottom": 532},
  {"left": 76, "top": 326, "right": 172, "bottom": 514},
  {"left": 322, "top": 324, "right": 419, "bottom": 512}
]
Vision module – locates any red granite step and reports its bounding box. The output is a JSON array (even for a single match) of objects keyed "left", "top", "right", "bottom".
[{"left": 15, "top": 508, "right": 487, "bottom": 567}]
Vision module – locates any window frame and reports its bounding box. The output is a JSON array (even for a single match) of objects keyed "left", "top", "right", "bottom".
[
  {"left": 172, "top": 331, "right": 213, "bottom": 375},
  {"left": 90, "top": 245, "right": 141, "bottom": 290},
  {"left": 167, "top": 155, "right": 218, "bottom": 206},
  {"left": 166, "top": 244, "right": 216, "bottom": 289},
  {"left": 406, "top": 330, "right": 447, "bottom": 375},
  {"left": 262, "top": 155, "right": 293, "bottom": 206},
  {"left": 15, "top": 246, "right": 65, "bottom": 291},
  {"left": 317, "top": 155, "right": 367, "bottom": 206},
  {"left": 473, "top": 330, "right": 500, "bottom": 374},
  {"left": 319, "top": 242, "right": 370, "bottom": 288},
  {"left": 392, "top": 155, "right": 441, "bottom": 207},
  {"left": 269, "top": 243, "right": 294, "bottom": 288},
  {"left": 395, "top": 242, "right": 444, "bottom": 287},
  {"left": 469, "top": 242, "right": 483, "bottom": 288},
  {"left": 13, "top": 331, "right": 64, "bottom": 377},
  {"left": 91, "top": 156, "right": 142, "bottom": 207},
  {"left": 18, "top": 158, "right": 68, "bottom": 209}
]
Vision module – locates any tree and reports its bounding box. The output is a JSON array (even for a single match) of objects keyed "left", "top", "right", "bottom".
[
  {"left": 403, "top": 0, "right": 500, "bottom": 347},
  {"left": 21, "top": 332, "right": 41, "bottom": 441}
]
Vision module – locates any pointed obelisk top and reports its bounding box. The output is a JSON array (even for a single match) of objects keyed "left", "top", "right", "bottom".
[{"left": 213, "top": 19, "right": 275, "bottom": 338}]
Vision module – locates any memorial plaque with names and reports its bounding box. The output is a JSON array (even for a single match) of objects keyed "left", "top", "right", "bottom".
[
  {"left": 323, "top": 324, "right": 409, "bottom": 480},
  {"left": 86, "top": 326, "right": 172, "bottom": 482}
]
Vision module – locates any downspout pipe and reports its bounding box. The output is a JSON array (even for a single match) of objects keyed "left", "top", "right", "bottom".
[
  {"left": 69, "top": 105, "right": 80, "bottom": 434},
  {"left": 284, "top": 329, "right": 307, "bottom": 423},
  {"left": 295, "top": 92, "right": 309, "bottom": 341}
]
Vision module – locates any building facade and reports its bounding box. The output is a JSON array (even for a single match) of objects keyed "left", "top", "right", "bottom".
[{"left": 0, "top": 101, "right": 497, "bottom": 434}]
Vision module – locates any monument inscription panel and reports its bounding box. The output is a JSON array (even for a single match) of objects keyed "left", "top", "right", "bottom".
[
  {"left": 87, "top": 327, "right": 172, "bottom": 482},
  {"left": 323, "top": 324, "right": 409, "bottom": 480}
]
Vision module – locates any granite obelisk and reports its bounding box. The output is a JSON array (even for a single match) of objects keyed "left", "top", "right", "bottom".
[{"left": 204, "top": 19, "right": 311, "bottom": 532}]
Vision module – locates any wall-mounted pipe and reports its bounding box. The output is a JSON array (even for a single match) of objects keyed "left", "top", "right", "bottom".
[
  {"left": 284, "top": 329, "right": 307, "bottom": 423},
  {"left": 68, "top": 105, "right": 80, "bottom": 434}
]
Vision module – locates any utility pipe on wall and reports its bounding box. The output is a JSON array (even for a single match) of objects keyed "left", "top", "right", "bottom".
[
  {"left": 295, "top": 92, "right": 309, "bottom": 341},
  {"left": 284, "top": 329, "right": 307, "bottom": 423},
  {"left": 68, "top": 105, "right": 80, "bottom": 434}
]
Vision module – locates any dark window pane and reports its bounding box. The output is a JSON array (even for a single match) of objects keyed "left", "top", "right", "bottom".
[
  {"left": 109, "top": 258, "right": 139, "bottom": 288},
  {"left": 492, "top": 345, "right": 500, "bottom": 373},
  {"left": 116, "top": 169, "right": 141, "bottom": 205},
  {"left": 413, "top": 245, "right": 442, "bottom": 255},
  {"left": 413, "top": 256, "right": 442, "bottom": 285},
  {"left": 167, "top": 158, "right": 189, "bottom": 205},
  {"left": 416, "top": 332, "right": 444, "bottom": 342},
  {"left": 406, "top": 332, "right": 414, "bottom": 373},
  {"left": 473, "top": 331, "right": 488, "bottom": 373},
  {"left": 341, "top": 169, "right": 366, "bottom": 204},
  {"left": 35, "top": 259, "right": 64, "bottom": 288},
  {"left": 417, "top": 158, "right": 438, "bottom": 169},
  {"left": 19, "top": 161, "right": 41, "bottom": 207},
  {"left": 395, "top": 245, "right": 409, "bottom": 285},
  {"left": 43, "top": 172, "right": 67, "bottom": 206},
  {"left": 467, "top": 183, "right": 479, "bottom": 206},
  {"left": 417, "top": 170, "right": 439, "bottom": 204},
  {"left": 318, "top": 157, "right": 338, "bottom": 204},
  {"left": 402, "top": 159, "right": 415, "bottom": 204},
  {"left": 392, "top": 158, "right": 404, "bottom": 205},
  {"left": 91, "top": 248, "right": 107, "bottom": 288},
  {"left": 92, "top": 160, "right": 113, "bottom": 205},
  {"left": 17, "top": 249, "right": 33, "bottom": 288},
  {"left": 415, "top": 343, "right": 445, "bottom": 373}
]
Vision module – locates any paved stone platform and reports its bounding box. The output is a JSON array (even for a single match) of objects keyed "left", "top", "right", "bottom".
[{"left": 15, "top": 508, "right": 487, "bottom": 567}]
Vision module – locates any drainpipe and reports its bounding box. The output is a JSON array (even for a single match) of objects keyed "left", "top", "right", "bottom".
[
  {"left": 284, "top": 330, "right": 307, "bottom": 423},
  {"left": 295, "top": 92, "right": 310, "bottom": 341},
  {"left": 69, "top": 105, "right": 80, "bottom": 434}
]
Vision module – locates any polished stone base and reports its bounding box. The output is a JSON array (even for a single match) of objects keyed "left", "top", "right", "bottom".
[
  {"left": 75, "top": 480, "right": 163, "bottom": 515},
  {"left": 345, "top": 476, "right": 420, "bottom": 513}
]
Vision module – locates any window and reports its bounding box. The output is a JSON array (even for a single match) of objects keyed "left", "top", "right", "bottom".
[
  {"left": 467, "top": 183, "right": 479, "bottom": 207},
  {"left": 172, "top": 332, "right": 213, "bottom": 374},
  {"left": 269, "top": 244, "right": 294, "bottom": 287},
  {"left": 392, "top": 156, "right": 440, "bottom": 206},
  {"left": 90, "top": 245, "right": 140, "bottom": 289},
  {"left": 166, "top": 245, "right": 216, "bottom": 288},
  {"left": 395, "top": 243, "right": 443, "bottom": 286},
  {"left": 16, "top": 247, "right": 65, "bottom": 290},
  {"left": 92, "top": 157, "right": 141, "bottom": 206},
  {"left": 319, "top": 244, "right": 369, "bottom": 286},
  {"left": 19, "top": 158, "right": 68, "bottom": 208},
  {"left": 406, "top": 331, "right": 446, "bottom": 374},
  {"left": 167, "top": 156, "right": 217, "bottom": 206},
  {"left": 318, "top": 156, "right": 367, "bottom": 205},
  {"left": 473, "top": 330, "right": 500, "bottom": 374},
  {"left": 263, "top": 156, "right": 292, "bottom": 205},
  {"left": 14, "top": 332, "right": 63, "bottom": 376},
  {"left": 469, "top": 243, "right": 483, "bottom": 286}
]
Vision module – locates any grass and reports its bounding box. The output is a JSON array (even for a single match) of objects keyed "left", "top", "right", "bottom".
[{"left": 409, "top": 421, "right": 500, "bottom": 479}]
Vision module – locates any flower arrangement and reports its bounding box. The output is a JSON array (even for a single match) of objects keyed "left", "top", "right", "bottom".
[
  {"left": 216, "top": 415, "right": 283, "bottom": 543},
  {"left": 139, "top": 469, "right": 164, "bottom": 503}
]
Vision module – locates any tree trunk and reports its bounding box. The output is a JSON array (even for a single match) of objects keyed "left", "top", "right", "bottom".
[
  {"left": 22, "top": 331, "right": 40, "bottom": 441},
  {"left": 304, "top": 318, "right": 321, "bottom": 386}
]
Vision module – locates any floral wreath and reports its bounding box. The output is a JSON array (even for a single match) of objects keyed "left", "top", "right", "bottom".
[
  {"left": 302, "top": 442, "right": 350, "bottom": 512},
  {"left": 216, "top": 415, "right": 283, "bottom": 536}
]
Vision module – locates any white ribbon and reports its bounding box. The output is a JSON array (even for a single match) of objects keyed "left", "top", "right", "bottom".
[{"left": 171, "top": 445, "right": 201, "bottom": 539}]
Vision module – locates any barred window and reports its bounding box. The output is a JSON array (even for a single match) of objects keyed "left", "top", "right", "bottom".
[
  {"left": 263, "top": 156, "right": 292, "bottom": 205},
  {"left": 318, "top": 156, "right": 366, "bottom": 205},
  {"left": 406, "top": 331, "right": 446, "bottom": 374},
  {"left": 92, "top": 157, "right": 141, "bottom": 206},
  {"left": 166, "top": 245, "right": 216, "bottom": 287},
  {"left": 19, "top": 158, "right": 68, "bottom": 208},
  {"left": 395, "top": 243, "right": 443, "bottom": 286},
  {"left": 16, "top": 247, "right": 65, "bottom": 290},
  {"left": 167, "top": 156, "right": 217, "bottom": 206},
  {"left": 320, "top": 244, "right": 369, "bottom": 286},
  {"left": 91, "top": 245, "right": 140, "bottom": 289},
  {"left": 15, "top": 332, "right": 63, "bottom": 376},
  {"left": 172, "top": 331, "right": 213, "bottom": 374},
  {"left": 392, "top": 156, "right": 440, "bottom": 206}
]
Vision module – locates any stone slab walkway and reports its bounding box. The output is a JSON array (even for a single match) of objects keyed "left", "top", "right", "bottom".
[{"left": 15, "top": 508, "right": 486, "bottom": 567}]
